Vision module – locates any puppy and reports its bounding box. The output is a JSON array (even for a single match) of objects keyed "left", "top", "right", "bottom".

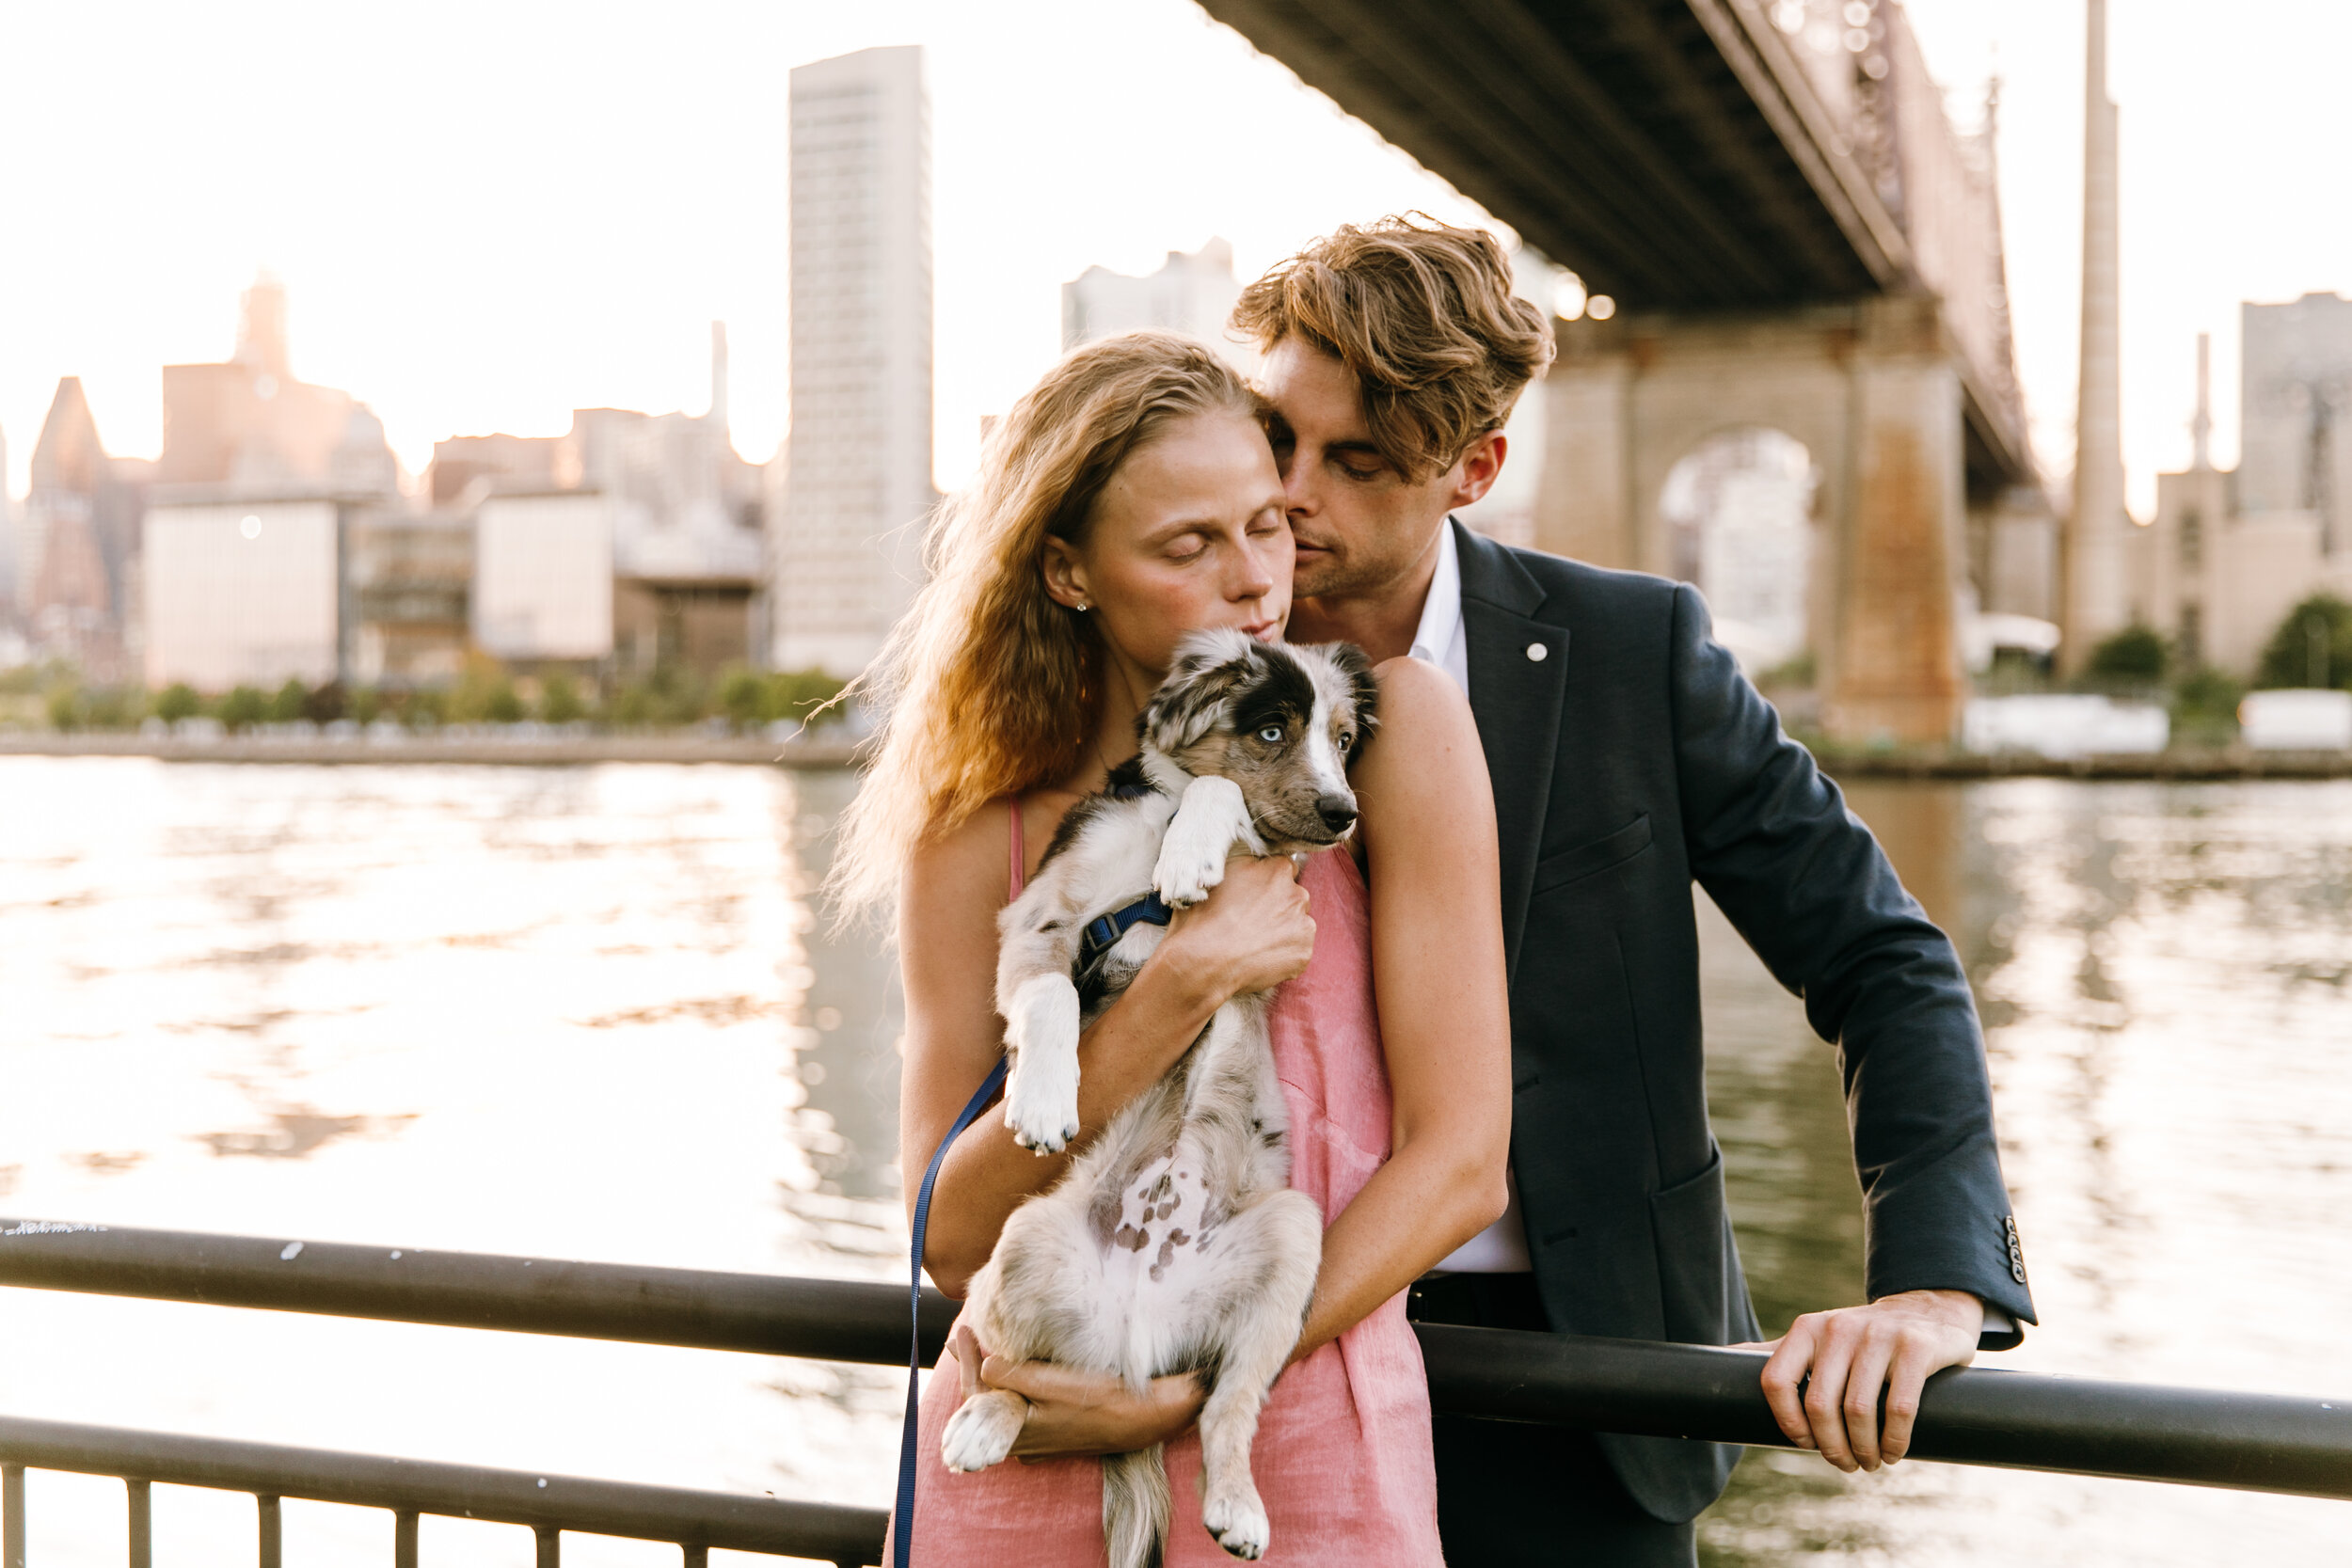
[{"left": 939, "top": 628, "right": 1380, "bottom": 1567}]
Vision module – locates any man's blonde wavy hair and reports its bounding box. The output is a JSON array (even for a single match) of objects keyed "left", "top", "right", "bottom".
[
  {"left": 1232, "top": 214, "right": 1555, "bottom": 481},
  {"left": 829, "top": 330, "right": 1258, "bottom": 926}
]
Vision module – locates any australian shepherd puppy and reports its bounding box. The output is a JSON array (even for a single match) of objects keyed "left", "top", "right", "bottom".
[{"left": 939, "top": 628, "right": 1380, "bottom": 1567}]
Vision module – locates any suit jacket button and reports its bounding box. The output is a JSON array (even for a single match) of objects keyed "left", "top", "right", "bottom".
[
  {"left": 2011, "top": 1263, "right": 2028, "bottom": 1283},
  {"left": 1526, "top": 641, "right": 1549, "bottom": 661}
]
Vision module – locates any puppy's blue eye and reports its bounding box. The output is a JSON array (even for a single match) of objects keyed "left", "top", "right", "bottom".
[{"left": 1258, "top": 726, "right": 1283, "bottom": 744}]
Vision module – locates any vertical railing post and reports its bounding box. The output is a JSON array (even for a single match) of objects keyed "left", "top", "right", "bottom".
[
  {"left": 534, "top": 1525, "right": 560, "bottom": 1567},
  {"left": 680, "top": 1547, "right": 707, "bottom": 1568},
  {"left": 3, "top": 1465, "right": 24, "bottom": 1568},
  {"left": 256, "top": 1494, "right": 280, "bottom": 1568},
  {"left": 124, "top": 1480, "right": 151, "bottom": 1568},
  {"left": 394, "top": 1509, "right": 419, "bottom": 1568}
]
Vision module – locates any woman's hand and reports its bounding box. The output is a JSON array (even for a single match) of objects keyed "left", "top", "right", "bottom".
[
  {"left": 951, "top": 1325, "right": 1203, "bottom": 1458},
  {"left": 1153, "top": 853, "right": 1315, "bottom": 1007}
]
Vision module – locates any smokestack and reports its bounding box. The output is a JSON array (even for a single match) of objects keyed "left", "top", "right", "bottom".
[
  {"left": 2063, "top": 0, "right": 2127, "bottom": 672},
  {"left": 2192, "top": 332, "right": 2214, "bottom": 472},
  {"left": 709, "top": 321, "right": 730, "bottom": 434}
]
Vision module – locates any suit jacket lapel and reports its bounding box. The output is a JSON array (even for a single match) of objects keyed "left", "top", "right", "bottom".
[{"left": 1454, "top": 522, "right": 1566, "bottom": 982}]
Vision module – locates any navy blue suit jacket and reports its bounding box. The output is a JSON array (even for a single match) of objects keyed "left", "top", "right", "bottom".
[{"left": 1453, "top": 521, "right": 2036, "bottom": 1521}]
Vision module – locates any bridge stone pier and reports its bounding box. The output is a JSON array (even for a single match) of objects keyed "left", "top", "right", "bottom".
[
  {"left": 1200, "top": 0, "right": 2049, "bottom": 745},
  {"left": 1541, "top": 295, "right": 1968, "bottom": 741}
]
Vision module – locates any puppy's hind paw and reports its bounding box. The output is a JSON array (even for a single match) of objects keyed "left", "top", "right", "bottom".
[
  {"left": 1201, "top": 1489, "right": 1270, "bottom": 1560},
  {"left": 940, "top": 1395, "right": 1025, "bottom": 1474}
]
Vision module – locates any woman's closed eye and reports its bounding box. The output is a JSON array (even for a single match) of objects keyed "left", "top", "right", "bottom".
[{"left": 1163, "top": 531, "right": 1209, "bottom": 562}]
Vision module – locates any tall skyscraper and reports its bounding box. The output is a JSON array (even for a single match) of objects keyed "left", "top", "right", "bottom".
[
  {"left": 2064, "top": 0, "right": 2128, "bottom": 671},
  {"left": 2237, "top": 291, "right": 2352, "bottom": 553},
  {"left": 773, "top": 44, "right": 934, "bottom": 676}
]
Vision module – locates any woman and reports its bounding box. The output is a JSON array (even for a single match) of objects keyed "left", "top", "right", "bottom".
[{"left": 834, "top": 330, "right": 1510, "bottom": 1563}]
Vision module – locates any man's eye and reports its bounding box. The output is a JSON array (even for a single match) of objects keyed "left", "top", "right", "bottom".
[{"left": 1258, "top": 726, "right": 1284, "bottom": 744}]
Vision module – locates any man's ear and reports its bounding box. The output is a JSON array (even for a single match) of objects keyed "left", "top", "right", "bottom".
[
  {"left": 1040, "top": 535, "right": 1091, "bottom": 610},
  {"left": 1447, "top": 430, "right": 1508, "bottom": 510}
]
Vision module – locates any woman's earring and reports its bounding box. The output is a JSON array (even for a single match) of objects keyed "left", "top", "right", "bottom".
[{"left": 1073, "top": 601, "right": 1090, "bottom": 612}]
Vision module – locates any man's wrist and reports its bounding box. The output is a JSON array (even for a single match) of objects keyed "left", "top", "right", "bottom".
[{"left": 1872, "top": 1287, "right": 1985, "bottom": 1336}]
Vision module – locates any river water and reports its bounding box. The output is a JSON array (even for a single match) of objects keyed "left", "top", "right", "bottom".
[{"left": 0, "top": 758, "right": 2345, "bottom": 1564}]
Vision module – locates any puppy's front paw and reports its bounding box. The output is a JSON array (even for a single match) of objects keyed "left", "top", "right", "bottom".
[
  {"left": 1002, "top": 974, "right": 1082, "bottom": 1154},
  {"left": 1004, "top": 1052, "right": 1081, "bottom": 1154},
  {"left": 1155, "top": 776, "right": 1252, "bottom": 908},
  {"left": 1201, "top": 1488, "right": 1270, "bottom": 1560},
  {"left": 940, "top": 1394, "right": 1025, "bottom": 1474},
  {"left": 1152, "top": 834, "right": 1228, "bottom": 909}
]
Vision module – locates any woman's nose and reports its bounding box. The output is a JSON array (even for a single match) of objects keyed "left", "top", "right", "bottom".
[{"left": 1231, "top": 551, "right": 1276, "bottom": 601}]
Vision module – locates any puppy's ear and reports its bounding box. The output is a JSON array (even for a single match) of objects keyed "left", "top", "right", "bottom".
[
  {"left": 1142, "top": 628, "right": 1262, "bottom": 752},
  {"left": 1329, "top": 641, "right": 1382, "bottom": 746}
]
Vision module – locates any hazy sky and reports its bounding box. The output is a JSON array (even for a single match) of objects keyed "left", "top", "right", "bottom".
[{"left": 3, "top": 0, "right": 2347, "bottom": 518}]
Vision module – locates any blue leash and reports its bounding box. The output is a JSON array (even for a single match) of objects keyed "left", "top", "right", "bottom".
[
  {"left": 890, "top": 888, "right": 1173, "bottom": 1567},
  {"left": 894, "top": 1053, "right": 1006, "bottom": 1568}
]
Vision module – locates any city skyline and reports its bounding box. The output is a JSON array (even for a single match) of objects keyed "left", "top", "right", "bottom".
[{"left": 1, "top": 0, "right": 2346, "bottom": 522}]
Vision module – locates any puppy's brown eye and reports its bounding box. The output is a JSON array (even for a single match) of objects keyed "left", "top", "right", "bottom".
[
  {"left": 1337, "top": 733, "right": 1354, "bottom": 753},
  {"left": 1258, "top": 725, "right": 1284, "bottom": 744}
]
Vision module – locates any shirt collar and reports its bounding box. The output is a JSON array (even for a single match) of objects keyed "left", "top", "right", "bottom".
[{"left": 1406, "top": 517, "right": 1464, "bottom": 669}]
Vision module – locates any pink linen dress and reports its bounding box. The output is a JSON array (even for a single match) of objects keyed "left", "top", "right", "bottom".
[{"left": 890, "top": 824, "right": 1443, "bottom": 1566}]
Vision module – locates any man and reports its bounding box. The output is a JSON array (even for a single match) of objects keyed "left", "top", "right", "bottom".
[{"left": 1235, "top": 215, "right": 2037, "bottom": 1566}]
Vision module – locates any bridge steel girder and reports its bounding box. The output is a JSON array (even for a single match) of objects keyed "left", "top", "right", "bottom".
[{"left": 1196, "top": 0, "right": 1912, "bottom": 310}]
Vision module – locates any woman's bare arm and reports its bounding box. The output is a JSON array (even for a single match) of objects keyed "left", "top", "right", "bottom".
[
  {"left": 1292, "top": 657, "right": 1513, "bottom": 1359},
  {"left": 900, "top": 807, "right": 1318, "bottom": 1298}
]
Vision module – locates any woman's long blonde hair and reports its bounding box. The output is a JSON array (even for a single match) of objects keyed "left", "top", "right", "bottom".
[{"left": 829, "top": 330, "right": 1258, "bottom": 926}]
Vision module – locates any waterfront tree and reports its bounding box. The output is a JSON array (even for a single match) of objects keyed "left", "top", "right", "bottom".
[{"left": 2254, "top": 594, "right": 2352, "bottom": 689}]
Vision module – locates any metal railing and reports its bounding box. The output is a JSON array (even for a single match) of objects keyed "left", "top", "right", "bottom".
[{"left": 2, "top": 1217, "right": 2347, "bottom": 1565}]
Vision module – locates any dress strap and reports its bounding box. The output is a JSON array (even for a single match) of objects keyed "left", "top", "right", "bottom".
[{"left": 1007, "top": 794, "right": 1026, "bottom": 901}]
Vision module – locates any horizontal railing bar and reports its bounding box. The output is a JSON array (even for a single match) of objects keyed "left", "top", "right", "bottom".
[
  {"left": 5, "top": 1218, "right": 2349, "bottom": 1501},
  {"left": 1415, "top": 1325, "right": 2352, "bottom": 1501},
  {"left": 0, "top": 1218, "right": 952, "bottom": 1365},
  {"left": 0, "top": 1414, "right": 883, "bottom": 1563}
]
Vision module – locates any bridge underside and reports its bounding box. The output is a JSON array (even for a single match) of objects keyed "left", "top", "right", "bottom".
[
  {"left": 1200, "top": 0, "right": 2043, "bottom": 739},
  {"left": 1199, "top": 0, "right": 1905, "bottom": 309}
]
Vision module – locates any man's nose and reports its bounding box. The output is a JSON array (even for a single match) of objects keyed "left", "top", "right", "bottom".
[{"left": 1282, "top": 453, "right": 1319, "bottom": 518}]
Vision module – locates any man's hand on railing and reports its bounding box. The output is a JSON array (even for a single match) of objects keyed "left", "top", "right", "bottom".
[{"left": 1740, "top": 1289, "right": 1985, "bottom": 1472}]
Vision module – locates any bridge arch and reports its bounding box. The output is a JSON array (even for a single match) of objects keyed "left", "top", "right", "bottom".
[{"left": 1659, "top": 426, "right": 1821, "bottom": 678}]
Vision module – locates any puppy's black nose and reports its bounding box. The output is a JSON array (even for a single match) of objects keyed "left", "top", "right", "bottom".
[{"left": 1316, "top": 795, "right": 1359, "bottom": 834}]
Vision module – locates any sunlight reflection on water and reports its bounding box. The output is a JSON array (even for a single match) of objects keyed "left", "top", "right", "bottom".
[{"left": 1, "top": 761, "right": 2346, "bottom": 1564}]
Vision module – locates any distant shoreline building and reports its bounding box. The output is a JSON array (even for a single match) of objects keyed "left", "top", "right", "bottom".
[
  {"left": 2137, "top": 293, "right": 2352, "bottom": 676},
  {"left": 1062, "top": 239, "right": 1254, "bottom": 374},
  {"left": 772, "top": 44, "right": 935, "bottom": 677},
  {"left": 23, "top": 377, "right": 151, "bottom": 681},
  {"left": 142, "top": 277, "right": 402, "bottom": 691}
]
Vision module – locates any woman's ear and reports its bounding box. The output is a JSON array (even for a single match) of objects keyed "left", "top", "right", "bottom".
[{"left": 1040, "top": 535, "right": 1092, "bottom": 610}]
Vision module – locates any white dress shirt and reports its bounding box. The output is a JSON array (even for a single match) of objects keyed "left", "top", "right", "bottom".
[{"left": 1406, "top": 523, "right": 1533, "bottom": 1274}]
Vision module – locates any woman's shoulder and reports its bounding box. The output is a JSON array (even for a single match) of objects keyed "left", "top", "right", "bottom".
[
  {"left": 1354, "top": 657, "right": 1491, "bottom": 822},
  {"left": 1367, "top": 656, "right": 1479, "bottom": 747},
  {"left": 905, "top": 800, "right": 1020, "bottom": 914}
]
